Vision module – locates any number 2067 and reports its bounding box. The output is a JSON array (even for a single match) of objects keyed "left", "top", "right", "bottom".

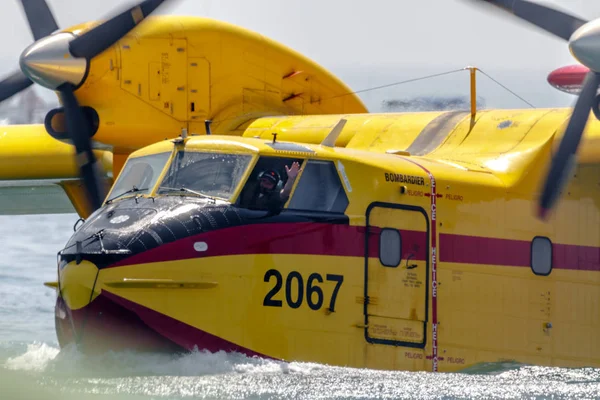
[{"left": 263, "top": 269, "right": 344, "bottom": 311}]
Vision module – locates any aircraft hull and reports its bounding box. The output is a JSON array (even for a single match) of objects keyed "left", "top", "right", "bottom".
[
  {"left": 52, "top": 230, "right": 600, "bottom": 373},
  {"left": 54, "top": 219, "right": 374, "bottom": 366},
  {"left": 54, "top": 289, "right": 267, "bottom": 357},
  {"left": 55, "top": 291, "right": 182, "bottom": 354}
]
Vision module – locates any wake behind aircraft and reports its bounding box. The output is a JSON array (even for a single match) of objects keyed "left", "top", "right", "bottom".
[{"left": 0, "top": 0, "right": 598, "bottom": 373}]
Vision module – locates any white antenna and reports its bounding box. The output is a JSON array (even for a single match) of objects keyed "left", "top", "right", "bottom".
[{"left": 320, "top": 118, "right": 347, "bottom": 147}]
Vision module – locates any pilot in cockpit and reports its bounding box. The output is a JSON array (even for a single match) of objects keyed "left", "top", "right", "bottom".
[{"left": 240, "top": 161, "right": 301, "bottom": 211}]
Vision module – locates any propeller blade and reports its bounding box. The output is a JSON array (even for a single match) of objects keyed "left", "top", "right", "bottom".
[
  {"left": 471, "top": 0, "right": 588, "bottom": 41},
  {"left": 59, "top": 85, "right": 107, "bottom": 212},
  {"left": 69, "top": 0, "right": 171, "bottom": 59},
  {"left": 18, "top": 0, "right": 60, "bottom": 41},
  {"left": 538, "top": 71, "right": 600, "bottom": 219},
  {"left": 0, "top": 70, "right": 33, "bottom": 102}
]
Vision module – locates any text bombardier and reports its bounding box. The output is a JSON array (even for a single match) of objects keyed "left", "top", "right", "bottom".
[{"left": 384, "top": 173, "right": 425, "bottom": 186}]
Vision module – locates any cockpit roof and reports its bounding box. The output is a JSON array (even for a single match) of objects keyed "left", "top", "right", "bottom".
[
  {"left": 129, "top": 135, "right": 322, "bottom": 159},
  {"left": 126, "top": 134, "right": 504, "bottom": 190}
]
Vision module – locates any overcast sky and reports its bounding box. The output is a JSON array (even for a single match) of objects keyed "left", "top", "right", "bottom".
[{"left": 1, "top": 0, "right": 599, "bottom": 111}]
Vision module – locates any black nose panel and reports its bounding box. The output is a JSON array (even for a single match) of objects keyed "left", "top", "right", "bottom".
[{"left": 59, "top": 196, "right": 246, "bottom": 268}]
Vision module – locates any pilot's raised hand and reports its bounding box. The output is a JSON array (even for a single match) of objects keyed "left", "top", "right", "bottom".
[
  {"left": 285, "top": 162, "right": 301, "bottom": 180},
  {"left": 280, "top": 162, "right": 302, "bottom": 199}
]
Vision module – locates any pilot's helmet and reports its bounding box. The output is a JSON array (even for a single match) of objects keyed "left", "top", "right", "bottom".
[{"left": 259, "top": 169, "right": 280, "bottom": 187}]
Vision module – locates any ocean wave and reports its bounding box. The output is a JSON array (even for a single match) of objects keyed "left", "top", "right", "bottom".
[{"left": 2, "top": 341, "right": 600, "bottom": 399}]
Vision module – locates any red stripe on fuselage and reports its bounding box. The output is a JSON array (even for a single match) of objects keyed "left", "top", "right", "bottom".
[
  {"left": 108, "top": 222, "right": 600, "bottom": 272},
  {"left": 440, "top": 233, "right": 529, "bottom": 267},
  {"left": 110, "top": 222, "right": 428, "bottom": 268},
  {"left": 440, "top": 233, "right": 600, "bottom": 271}
]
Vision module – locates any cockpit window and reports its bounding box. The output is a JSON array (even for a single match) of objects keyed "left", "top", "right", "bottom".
[
  {"left": 237, "top": 156, "right": 305, "bottom": 211},
  {"left": 288, "top": 160, "right": 349, "bottom": 213},
  {"left": 107, "top": 152, "right": 171, "bottom": 202},
  {"left": 157, "top": 151, "right": 253, "bottom": 200}
]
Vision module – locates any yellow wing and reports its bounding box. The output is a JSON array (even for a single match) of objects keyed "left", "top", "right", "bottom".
[{"left": 0, "top": 124, "right": 112, "bottom": 216}]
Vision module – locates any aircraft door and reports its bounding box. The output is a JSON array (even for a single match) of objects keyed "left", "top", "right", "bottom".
[{"left": 364, "top": 202, "right": 429, "bottom": 348}]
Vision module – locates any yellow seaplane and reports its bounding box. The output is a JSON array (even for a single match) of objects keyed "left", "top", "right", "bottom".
[{"left": 0, "top": 0, "right": 599, "bottom": 373}]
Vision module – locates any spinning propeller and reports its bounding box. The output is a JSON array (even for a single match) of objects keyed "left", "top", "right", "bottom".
[
  {"left": 0, "top": 0, "right": 172, "bottom": 212},
  {"left": 468, "top": 0, "right": 600, "bottom": 219}
]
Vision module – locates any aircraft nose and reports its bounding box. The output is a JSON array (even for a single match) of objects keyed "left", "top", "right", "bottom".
[
  {"left": 19, "top": 32, "right": 87, "bottom": 91},
  {"left": 59, "top": 260, "right": 101, "bottom": 311},
  {"left": 569, "top": 19, "right": 600, "bottom": 73}
]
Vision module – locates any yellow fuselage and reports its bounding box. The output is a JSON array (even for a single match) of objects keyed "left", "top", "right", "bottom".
[{"left": 55, "top": 106, "right": 600, "bottom": 373}]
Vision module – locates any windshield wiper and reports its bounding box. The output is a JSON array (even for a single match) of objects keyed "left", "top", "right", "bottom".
[
  {"left": 159, "top": 186, "right": 217, "bottom": 202},
  {"left": 106, "top": 186, "right": 148, "bottom": 204}
]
